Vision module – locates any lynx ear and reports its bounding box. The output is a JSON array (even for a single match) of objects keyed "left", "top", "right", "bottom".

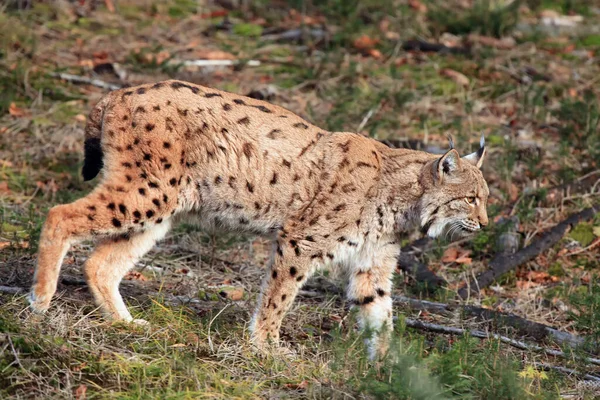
[
  {"left": 462, "top": 134, "right": 486, "bottom": 169},
  {"left": 436, "top": 148, "right": 461, "bottom": 183}
]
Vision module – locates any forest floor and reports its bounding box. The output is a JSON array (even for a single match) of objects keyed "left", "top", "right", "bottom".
[{"left": 1, "top": 1, "right": 600, "bottom": 398}]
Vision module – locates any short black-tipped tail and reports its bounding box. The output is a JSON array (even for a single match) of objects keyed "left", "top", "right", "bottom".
[
  {"left": 81, "top": 95, "right": 111, "bottom": 181},
  {"left": 82, "top": 137, "right": 103, "bottom": 181}
]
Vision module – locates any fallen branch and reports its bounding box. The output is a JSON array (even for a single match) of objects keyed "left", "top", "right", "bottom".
[
  {"left": 458, "top": 206, "right": 599, "bottom": 299},
  {"left": 403, "top": 318, "right": 600, "bottom": 366},
  {"left": 532, "top": 362, "right": 600, "bottom": 382},
  {"left": 179, "top": 59, "right": 261, "bottom": 68},
  {"left": 393, "top": 295, "right": 586, "bottom": 350},
  {"left": 402, "top": 39, "right": 470, "bottom": 55},
  {"left": 51, "top": 72, "right": 122, "bottom": 90},
  {"left": 0, "top": 285, "right": 24, "bottom": 295}
]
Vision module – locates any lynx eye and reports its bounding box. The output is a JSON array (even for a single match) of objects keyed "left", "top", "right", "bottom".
[{"left": 465, "top": 196, "right": 477, "bottom": 205}]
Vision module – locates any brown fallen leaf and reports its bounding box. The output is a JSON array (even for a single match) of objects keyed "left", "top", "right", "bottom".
[
  {"left": 104, "top": 0, "right": 115, "bottom": 12},
  {"left": 8, "top": 102, "right": 29, "bottom": 117},
  {"left": 74, "top": 384, "right": 87, "bottom": 400},
  {"left": 516, "top": 280, "right": 538, "bottom": 290},
  {"left": 440, "top": 69, "right": 470, "bottom": 87},
  {"left": 441, "top": 247, "right": 459, "bottom": 263},
  {"left": 468, "top": 34, "right": 516, "bottom": 50},
  {"left": 455, "top": 255, "right": 472, "bottom": 265},
  {"left": 526, "top": 271, "right": 550, "bottom": 282},
  {"left": 0, "top": 181, "right": 10, "bottom": 194},
  {"left": 195, "top": 50, "right": 236, "bottom": 60},
  {"left": 408, "top": 0, "right": 427, "bottom": 13},
  {"left": 353, "top": 35, "right": 379, "bottom": 51},
  {"left": 124, "top": 271, "right": 148, "bottom": 281},
  {"left": 218, "top": 287, "right": 244, "bottom": 301}
]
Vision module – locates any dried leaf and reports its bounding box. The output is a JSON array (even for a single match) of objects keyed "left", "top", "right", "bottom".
[
  {"left": 442, "top": 247, "right": 459, "bottom": 263},
  {"left": 0, "top": 181, "right": 10, "bottom": 193},
  {"left": 74, "top": 384, "right": 87, "bottom": 400},
  {"left": 8, "top": 102, "right": 29, "bottom": 117},
  {"left": 408, "top": 0, "right": 427, "bottom": 13},
  {"left": 440, "top": 69, "right": 469, "bottom": 87},
  {"left": 455, "top": 255, "right": 472, "bottom": 265},
  {"left": 124, "top": 271, "right": 148, "bottom": 281},
  {"left": 516, "top": 280, "right": 538, "bottom": 290},
  {"left": 353, "top": 35, "right": 379, "bottom": 51},
  {"left": 218, "top": 287, "right": 244, "bottom": 301},
  {"left": 195, "top": 50, "right": 236, "bottom": 60},
  {"left": 526, "top": 271, "right": 550, "bottom": 282},
  {"left": 104, "top": 0, "right": 115, "bottom": 12}
]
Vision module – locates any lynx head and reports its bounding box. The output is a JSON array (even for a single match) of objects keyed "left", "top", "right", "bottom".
[{"left": 419, "top": 135, "right": 489, "bottom": 239}]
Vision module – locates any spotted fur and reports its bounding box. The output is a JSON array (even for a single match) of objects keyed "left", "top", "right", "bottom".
[{"left": 29, "top": 80, "right": 489, "bottom": 359}]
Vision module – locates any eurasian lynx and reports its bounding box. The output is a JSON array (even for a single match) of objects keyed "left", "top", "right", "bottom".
[{"left": 29, "top": 80, "right": 489, "bottom": 358}]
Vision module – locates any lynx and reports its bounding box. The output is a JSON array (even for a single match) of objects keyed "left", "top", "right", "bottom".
[{"left": 28, "top": 80, "right": 489, "bottom": 358}]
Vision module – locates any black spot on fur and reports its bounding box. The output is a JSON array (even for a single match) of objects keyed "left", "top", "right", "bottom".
[
  {"left": 214, "top": 176, "right": 222, "bottom": 184},
  {"left": 146, "top": 210, "right": 155, "bottom": 218},
  {"left": 238, "top": 117, "right": 250, "bottom": 125},
  {"left": 296, "top": 275, "right": 304, "bottom": 282},
  {"left": 169, "top": 178, "right": 177, "bottom": 186},
  {"left": 272, "top": 270, "right": 278, "bottom": 279},
  {"left": 163, "top": 194, "right": 168, "bottom": 203},
  {"left": 293, "top": 122, "right": 309, "bottom": 129},
  {"left": 377, "top": 289, "right": 386, "bottom": 297},
  {"left": 145, "top": 123, "right": 155, "bottom": 131},
  {"left": 205, "top": 93, "right": 222, "bottom": 98},
  {"left": 119, "top": 204, "right": 127, "bottom": 214},
  {"left": 327, "top": 253, "right": 334, "bottom": 260},
  {"left": 282, "top": 159, "right": 291, "bottom": 168},
  {"left": 138, "top": 188, "right": 146, "bottom": 196},
  {"left": 133, "top": 211, "right": 141, "bottom": 219},
  {"left": 252, "top": 105, "right": 271, "bottom": 113},
  {"left": 107, "top": 203, "right": 116, "bottom": 210},
  {"left": 112, "top": 218, "right": 121, "bottom": 228},
  {"left": 153, "top": 105, "right": 161, "bottom": 111},
  {"left": 289, "top": 267, "right": 297, "bottom": 277},
  {"left": 143, "top": 153, "right": 152, "bottom": 161},
  {"left": 82, "top": 137, "right": 103, "bottom": 181},
  {"left": 152, "top": 198, "right": 160, "bottom": 207},
  {"left": 246, "top": 181, "right": 254, "bottom": 193},
  {"left": 233, "top": 99, "right": 246, "bottom": 105},
  {"left": 270, "top": 173, "right": 278, "bottom": 185},
  {"left": 223, "top": 103, "right": 232, "bottom": 111},
  {"left": 148, "top": 181, "right": 159, "bottom": 189},
  {"left": 136, "top": 87, "right": 146, "bottom": 95}
]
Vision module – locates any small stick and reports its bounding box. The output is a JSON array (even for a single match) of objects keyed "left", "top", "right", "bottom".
[
  {"left": 403, "top": 318, "right": 600, "bottom": 366},
  {"left": 51, "top": 73, "right": 122, "bottom": 91},
  {"left": 532, "top": 362, "right": 600, "bottom": 382}
]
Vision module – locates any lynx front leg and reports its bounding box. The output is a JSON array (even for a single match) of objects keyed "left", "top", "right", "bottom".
[
  {"left": 347, "top": 260, "right": 396, "bottom": 360},
  {"left": 249, "top": 237, "right": 317, "bottom": 350}
]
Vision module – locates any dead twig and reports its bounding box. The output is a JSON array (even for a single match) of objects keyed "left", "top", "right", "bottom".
[
  {"left": 51, "top": 73, "right": 122, "bottom": 91},
  {"left": 458, "top": 206, "right": 599, "bottom": 299},
  {"left": 393, "top": 295, "right": 587, "bottom": 350},
  {"left": 532, "top": 362, "right": 600, "bottom": 382},
  {"left": 0, "top": 285, "right": 24, "bottom": 295},
  {"left": 403, "top": 318, "right": 600, "bottom": 366}
]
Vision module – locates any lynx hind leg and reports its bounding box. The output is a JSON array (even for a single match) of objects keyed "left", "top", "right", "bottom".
[
  {"left": 347, "top": 261, "right": 395, "bottom": 360},
  {"left": 29, "top": 181, "right": 178, "bottom": 314},
  {"left": 249, "top": 236, "right": 320, "bottom": 350},
  {"left": 84, "top": 220, "right": 171, "bottom": 323}
]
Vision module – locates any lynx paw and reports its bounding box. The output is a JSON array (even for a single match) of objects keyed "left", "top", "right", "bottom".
[{"left": 27, "top": 291, "right": 50, "bottom": 314}]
